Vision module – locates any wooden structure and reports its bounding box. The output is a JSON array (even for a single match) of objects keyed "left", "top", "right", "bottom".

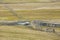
[{"left": 31, "top": 20, "right": 60, "bottom": 32}]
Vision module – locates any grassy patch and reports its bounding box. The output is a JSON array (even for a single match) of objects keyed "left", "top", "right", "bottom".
[
  {"left": 0, "top": 9, "right": 60, "bottom": 20},
  {"left": 1, "top": 0, "right": 51, "bottom": 3},
  {"left": 0, "top": 26, "right": 60, "bottom": 40}
]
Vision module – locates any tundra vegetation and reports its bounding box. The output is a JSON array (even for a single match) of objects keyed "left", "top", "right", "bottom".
[{"left": 0, "top": 0, "right": 60, "bottom": 40}]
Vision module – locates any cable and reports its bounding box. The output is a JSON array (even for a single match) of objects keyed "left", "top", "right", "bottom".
[
  {"left": 0, "top": 0, "right": 22, "bottom": 19},
  {"left": 3, "top": 4, "right": 22, "bottom": 19}
]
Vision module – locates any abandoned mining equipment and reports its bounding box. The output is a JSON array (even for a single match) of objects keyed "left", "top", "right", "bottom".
[
  {"left": 0, "top": 1, "right": 59, "bottom": 32},
  {"left": 0, "top": 3, "right": 30, "bottom": 26},
  {"left": 31, "top": 20, "right": 60, "bottom": 32},
  {"left": 0, "top": 20, "right": 30, "bottom": 26}
]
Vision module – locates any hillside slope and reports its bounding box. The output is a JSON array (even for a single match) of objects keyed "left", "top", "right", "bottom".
[
  {"left": 0, "top": 26, "right": 60, "bottom": 40},
  {"left": 0, "top": 9, "right": 60, "bottom": 20},
  {"left": 1, "top": 0, "right": 59, "bottom": 3}
]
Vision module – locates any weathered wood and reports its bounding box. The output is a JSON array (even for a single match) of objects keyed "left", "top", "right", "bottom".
[{"left": 31, "top": 20, "right": 43, "bottom": 30}]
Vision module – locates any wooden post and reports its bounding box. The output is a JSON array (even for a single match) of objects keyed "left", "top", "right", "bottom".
[
  {"left": 52, "top": 24, "right": 55, "bottom": 33},
  {"left": 31, "top": 20, "right": 43, "bottom": 31}
]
